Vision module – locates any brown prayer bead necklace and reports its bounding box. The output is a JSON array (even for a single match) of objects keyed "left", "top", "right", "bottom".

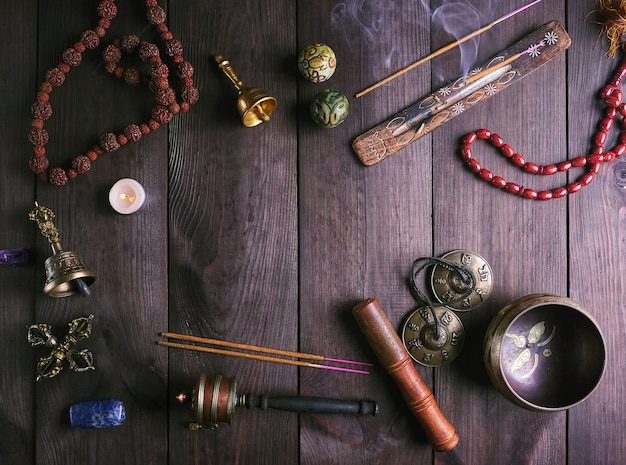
[
  {"left": 459, "top": 59, "right": 626, "bottom": 200},
  {"left": 27, "top": 0, "right": 198, "bottom": 186}
]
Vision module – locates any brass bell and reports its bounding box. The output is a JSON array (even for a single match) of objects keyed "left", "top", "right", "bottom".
[
  {"left": 215, "top": 54, "right": 277, "bottom": 127},
  {"left": 28, "top": 202, "right": 96, "bottom": 298}
]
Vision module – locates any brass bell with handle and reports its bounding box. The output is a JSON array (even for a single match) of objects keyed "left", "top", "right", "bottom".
[
  {"left": 28, "top": 202, "right": 96, "bottom": 297},
  {"left": 215, "top": 54, "right": 277, "bottom": 127},
  {"left": 178, "top": 374, "right": 379, "bottom": 430}
]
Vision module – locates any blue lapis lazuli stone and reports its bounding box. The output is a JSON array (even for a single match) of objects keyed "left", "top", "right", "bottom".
[{"left": 69, "top": 399, "right": 126, "bottom": 428}]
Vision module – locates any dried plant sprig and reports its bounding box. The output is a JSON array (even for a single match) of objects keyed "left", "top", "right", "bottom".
[{"left": 597, "top": 0, "right": 626, "bottom": 57}]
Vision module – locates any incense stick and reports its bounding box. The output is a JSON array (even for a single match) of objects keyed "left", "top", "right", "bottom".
[
  {"left": 355, "top": 0, "right": 543, "bottom": 98},
  {"left": 161, "top": 332, "right": 373, "bottom": 366},
  {"left": 158, "top": 340, "right": 370, "bottom": 374},
  {"left": 159, "top": 332, "right": 373, "bottom": 374}
]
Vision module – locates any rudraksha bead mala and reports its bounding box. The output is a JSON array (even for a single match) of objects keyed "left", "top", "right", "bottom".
[
  {"left": 460, "top": 58, "right": 626, "bottom": 200},
  {"left": 28, "top": 0, "right": 198, "bottom": 186}
]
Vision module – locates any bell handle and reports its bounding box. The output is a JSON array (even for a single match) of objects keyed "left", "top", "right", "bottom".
[
  {"left": 352, "top": 298, "right": 459, "bottom": 452},
  {"left": 214, "top": 54, "right": 244, "bottom": 92},
  {"left": 241, "top": 394, "right": 379, "bottom": 416}
]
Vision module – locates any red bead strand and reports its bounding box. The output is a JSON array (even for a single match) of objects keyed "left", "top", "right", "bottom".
[
  {"left": 28, "top": 0, "right": 198, "bottom": 186},
  {"left": 459, "top": 57, "right": 626, "bottom": 200}
]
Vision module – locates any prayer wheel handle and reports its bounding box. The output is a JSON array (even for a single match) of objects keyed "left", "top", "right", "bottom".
[
  {"left": 242, "top": 394, "right": 379, "bottom": 416},
  {"left": 352, "top": 298, "right": 459, "bottom": 452}
]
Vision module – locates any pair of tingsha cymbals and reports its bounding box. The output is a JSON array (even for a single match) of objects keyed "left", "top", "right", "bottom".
[{"left": 402, "top": 250, "right": 493, "bottom": 367}]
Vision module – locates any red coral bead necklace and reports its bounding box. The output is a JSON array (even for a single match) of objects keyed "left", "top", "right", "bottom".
[
  {"left": 460, "top": 58, "right": 626, "bottom": 200},
  {"left": 28, "top": 0, "right": 199, "bottom": 186}
]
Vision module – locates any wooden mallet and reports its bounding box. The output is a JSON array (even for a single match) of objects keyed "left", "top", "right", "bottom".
[{"left": 352, "top": 298, "right": 459, "bottom": 452}]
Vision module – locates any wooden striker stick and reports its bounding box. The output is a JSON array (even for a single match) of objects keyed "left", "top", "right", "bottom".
[
  {"left": 355, "top": 0, "right": 544, "bottom": 98},
  {"left": 352, "top": 298, "right": 459, "bottom": 452}
]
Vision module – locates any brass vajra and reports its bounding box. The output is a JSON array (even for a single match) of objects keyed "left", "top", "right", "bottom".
[
  {"left": 28, "top": 201, "right": 61, "bottom": 246},
  {"left": 27, "top": 314, "right": 95, "bottom": 381}
]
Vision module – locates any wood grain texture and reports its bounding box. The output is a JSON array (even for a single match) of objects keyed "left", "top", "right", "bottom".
[
  {"left": 352, "top": 298, "right": 458, "bottom": 452},
  {"left": 2, "top": 0, "right": 626, "bottom": 464},
  {"left": 0, "top": 2, "right": 37, "bottom": 465},
  {"left": 430, "top": 1, "right": 568, "bottom": 464},
  {"left": 567, "top": 2, "right": 626, "bottom": 464},
  {"left": 32, "top": 1, "right": 169, "bottom": 464},
  {"left": 298, "top": 1, "right": 435, "bottom": 464},
  {"left": 166, "top": 1, "right": 299, "bottom": 464}
]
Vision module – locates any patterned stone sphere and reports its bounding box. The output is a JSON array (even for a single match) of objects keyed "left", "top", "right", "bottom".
[
  {"left": 310, "top": 89, "right": 349, "bottom": 128},
  {"left": 298, "top": 43, "right": 336, "bottom": 83}
]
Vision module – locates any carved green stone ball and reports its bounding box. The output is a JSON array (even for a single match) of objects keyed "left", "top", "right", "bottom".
[
  {"left": 298, "top": 43, "right": 336, "bottom": 83},
  {"left": 310, "top": 89, "right": 349, "bottom": 128}
]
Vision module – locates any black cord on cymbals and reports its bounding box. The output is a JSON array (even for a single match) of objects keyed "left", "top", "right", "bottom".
[{"left": 409, "top": 256, "right": 476, "bottom": 340}]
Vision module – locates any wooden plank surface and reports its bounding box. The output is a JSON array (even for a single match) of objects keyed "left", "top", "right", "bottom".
[
  {"left": 0, "top": 2, "right": 37, "bottom": 465},
  {"left": 165, "top": 2, "right": 299, "bottom": 465},
  {"left": 1, "top": 0, "right": 625, "bottom": 464},
  {"left": 567, "top": 1, "right": 626, "bottom": 464},
  {"left": 298, "top": 2, "right": 431, "bottom": 464},
  {"left": 31, "top": 2, "right": 169, "bottom": 464},
  {"left": 431, "top": 0, "right": 569, "bottom": 463},
  {"left": 298, "top": 2, "right": 433, "bottom": 464}
]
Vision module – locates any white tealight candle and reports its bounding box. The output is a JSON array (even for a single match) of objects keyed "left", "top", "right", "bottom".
[{"left": 109, "top": 178, "right": 146, "bottom": 214}]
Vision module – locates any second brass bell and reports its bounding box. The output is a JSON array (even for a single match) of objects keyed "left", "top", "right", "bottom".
[{"left": 29, "top": 202, "right": 96, "bottom": 298}]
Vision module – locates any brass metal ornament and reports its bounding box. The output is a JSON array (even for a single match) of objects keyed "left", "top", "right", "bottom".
[
  {"left": 430, "top": 249, "right": 493, "bottom": 311},
  {"left": 27, "top": 314, "right": 95, "bottom": 381},
  {"left": 402, "top": 306, "right": 465, "bottom": 367},
  {"left": 28, "top": 202, "right": 96, "bottom": 297},
  {"left": 215, "top": 54, "right": 277, "bottom": 127}
]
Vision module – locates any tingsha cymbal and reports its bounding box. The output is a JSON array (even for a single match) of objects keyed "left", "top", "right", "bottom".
[
  {"left": 430, "top": 250, "right": 493, "bottom": 312},
  {"left": 402, "top": 306, "right": 465, "bottom": 367}
]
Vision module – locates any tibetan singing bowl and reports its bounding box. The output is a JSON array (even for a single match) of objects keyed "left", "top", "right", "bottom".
[{"left": 484, "top": 294, "right": 606, "bottom": 412}]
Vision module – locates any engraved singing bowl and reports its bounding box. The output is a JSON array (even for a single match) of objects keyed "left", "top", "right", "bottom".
[{"left": 483, "top": 294, "right": 606, "bottom": 412}]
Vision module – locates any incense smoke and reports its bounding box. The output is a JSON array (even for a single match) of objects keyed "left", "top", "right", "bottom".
[
  {"left": 330, "top": 0, "right": 490, "bottom": 80},
  {"left": 330, "top": 0, "right": 421, "bottom": 70},
  {"left": 431, "top": 2, "right": 482, "bottom": 79}
]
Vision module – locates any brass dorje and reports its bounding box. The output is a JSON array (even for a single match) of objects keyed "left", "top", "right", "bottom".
[
  {"left": 27, "top": 314, "right": 95, "bottom": 381},
  {"left": 215, "top": 54, "right": 277, "bottom": 127},
  {"left": 29, "top": 202, "right": 96, "bottom": 297}
]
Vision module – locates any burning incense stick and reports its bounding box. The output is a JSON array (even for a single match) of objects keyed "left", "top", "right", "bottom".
[
  {"left": 355, "top": 0, "right": 543, "bottom": 98},
  {"left": 159, "top": 332, "right": 373, "bottom": 374}
]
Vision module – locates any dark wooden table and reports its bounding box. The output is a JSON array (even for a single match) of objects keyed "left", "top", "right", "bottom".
[{"left": 2, "top": 0, "right": 625, "bottom": 464}]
